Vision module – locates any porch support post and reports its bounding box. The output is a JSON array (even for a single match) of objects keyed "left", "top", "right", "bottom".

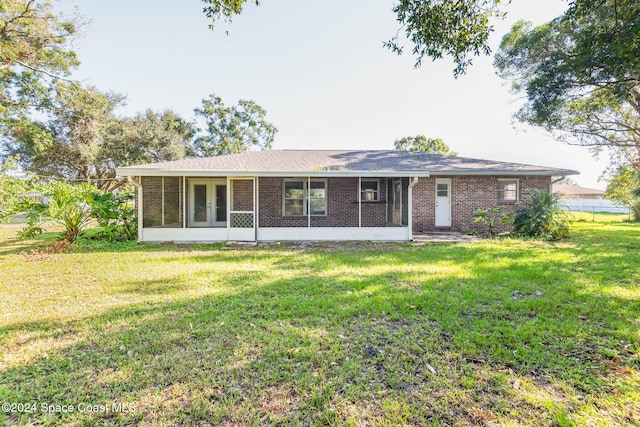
[
  {"left": 307, "top": 176, "right": 311, "bottom": 228},
  {"left": 358, "top": 176, "right": 362, "bottom": 228},
  {"left": 137, "top": 178, "right": 143, "bottom": 241},
  {"left": 255, "top": 177, "right": 259, "bottom": 240},
  {"left": 182, "top": 176, "right": 186, "bottom": 228},
  {"left": 408, "top": 177, "right": 419, "bottom": 241},
  {"left": 226, "top": 176, "right": 231, "bottom": 238},
  {"left": 161, "top": 176, "right": 165, "bottom": 226}
]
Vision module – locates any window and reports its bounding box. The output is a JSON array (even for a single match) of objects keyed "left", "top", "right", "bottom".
[
  {"left": 436, "top": 182, "right": 449, "bottom": 197},
  {"left": 361, "top": 180, "right": 379, "bottom": 202},
  {"left": 283, "top": 179, "right": 327, "bottom": 216},
  {"left": 497, "top": 179, "right": 518, "bottom": 202}
]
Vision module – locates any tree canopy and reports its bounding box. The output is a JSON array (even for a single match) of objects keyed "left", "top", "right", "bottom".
[
  {"left": 96, "top": 109, "right": 196, "bottom": 189},
  {"left": 193, "top": 94, "right": 277, "bottom": 157},
  {"left": 384, "top": 0, "right": 503, "bottom": 75},
  {"left": 0, "top": 155, "right": 31, "bottom": 221},
  {"left": 494, "top": 0, "right": 640, "bottom": 164},
  {"left": 393, "top": 135, "right": 457, "bottom": 156},
  {"left": 5, "top": 84, "right": 120, "bottom": 188},
  {"left": 200, "top": 0, "right": 506, "bottom": 76},
  {"left": 1, "top": 0, "right": 81, "bottom": 120},
  {"left": 5, "top": 82, "right": 196, "bottom": 190},
  {"left": 1, "top": 1, "right": 280, "bottom": 191},
  {"left": 605, "top": 164, "right": 638, "bottom": 208}
]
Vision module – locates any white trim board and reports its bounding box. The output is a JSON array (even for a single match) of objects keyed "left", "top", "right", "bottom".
[
  {"left": 140, "top": 226, "right": 410, "bottom": 242},
  {"left": 257, "top": 227, "right": 410, "bottom": 242}
]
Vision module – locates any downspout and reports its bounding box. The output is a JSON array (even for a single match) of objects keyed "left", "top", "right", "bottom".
[
  {"left": 127, "top": 176, "right": 143, "bottom": 242},
  {"left": 407, "top": 177, "right": 419, "bottom": 241}
]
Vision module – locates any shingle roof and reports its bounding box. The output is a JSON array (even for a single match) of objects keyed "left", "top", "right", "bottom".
[
  {"left": 116, "top": 150, "right": 578, "bottom": 177},
  {"left": 553, "top": 184, "right": 604, "bottom": 195}
]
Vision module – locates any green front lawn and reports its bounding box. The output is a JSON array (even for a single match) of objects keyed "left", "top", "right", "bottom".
[{"left": 0, "top": 222, "right": 638, "bottom": 426}]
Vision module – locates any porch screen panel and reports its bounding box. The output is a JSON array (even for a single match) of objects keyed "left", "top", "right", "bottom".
[
  {"left": 284, "top": 181, "right": 304, "bottom": 216},
  {"left": 232, "top": 179, "right": 254, "bottom": 211},
  {"left": 216, "top": 185, "right": 227, "bottom": 222},
  {"left": 193, "top": 184, "right": 208, "bottom": 222},
  {"left": 230, "top": 179, "right": 254, "bottom": 228},
  {"left": 142, "top": 176, "right": 162, "bottom": 227},
  {"left": 163, "top": 177, "right": 181, "bottom": 226},
  {"left": 309, "top": 181, "right": 326, "bottom": 215}
]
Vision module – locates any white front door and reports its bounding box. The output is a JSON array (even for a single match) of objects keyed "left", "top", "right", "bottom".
[
  {"left": 435, "top": 178, "right": 451, "bottom": 227},
  {"left": 189, "top": 180, "right": 227, "bottom": 227}
]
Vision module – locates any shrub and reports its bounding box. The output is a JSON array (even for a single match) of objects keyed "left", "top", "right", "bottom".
[
  {"left": 472, "top": 206, "right": 513, "bottom": 238},
  {"left": 15, "top": 182, "right": 137, "bottom": 243},
  {"left": 89, "top": 190, "right": 137, "bottom": 240},
  {"left": 43, "top": 182, "right": 95, "bottom": 242},
  {"left": 512, "top": 189, "right": 568, "bottom": 240}
]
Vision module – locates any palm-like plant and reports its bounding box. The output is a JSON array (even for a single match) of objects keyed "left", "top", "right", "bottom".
[{"left": 513, "top": 189, "right": 568, "bottom": 240}]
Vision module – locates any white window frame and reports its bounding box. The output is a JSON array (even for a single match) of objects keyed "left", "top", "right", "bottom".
[
  {"left": 497, "top": 178, "right": 519, "bottom": 202},
  {"left": 360, "top": 179, "right": 380, "bottom": 202},
  {"left": 282, "top": 179, "right": 327, "bottom": 216}
]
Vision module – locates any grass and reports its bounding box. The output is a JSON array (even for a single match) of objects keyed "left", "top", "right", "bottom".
[
  {"left": 565, "top": 210, "right": 632, "bottom": 223},
  {"left": 0, "top": 221, "right": 638, "bottom": 426}
]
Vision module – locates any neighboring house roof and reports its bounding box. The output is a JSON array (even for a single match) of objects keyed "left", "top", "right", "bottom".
[
  {"left": 553, "top": 184, "right": 605, "bottom": 196},
  {"left": 116, "top": 150, "right": 579, "bottom": 178}
]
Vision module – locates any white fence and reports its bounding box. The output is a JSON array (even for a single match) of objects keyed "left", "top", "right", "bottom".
[{"left": 559, "top": 199, "right": 630, "bottom": 214}]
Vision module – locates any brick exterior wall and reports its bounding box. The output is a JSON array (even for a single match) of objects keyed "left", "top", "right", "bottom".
[
  {"left": 412, "top": 175, "right": 552, "bottom": 233},
  {"left": 139, "top": 174, "right": 551, "bottom": 234},
  {"left": 258, "top": 177, "right": 390, "bottom": 228},
  {"left": 231, "top": 179, "right": 254, "bottom": 211}
]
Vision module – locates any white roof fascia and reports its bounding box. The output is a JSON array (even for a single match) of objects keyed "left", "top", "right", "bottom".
[
  {"left": 115, "top": 169, "right": 433, "bottom": 178},
  {"left": 432, "top": 170, "right": 579, "bottom": 177},
  {"left": 116, "top": 168, "right": 578, "bottom": 178}
]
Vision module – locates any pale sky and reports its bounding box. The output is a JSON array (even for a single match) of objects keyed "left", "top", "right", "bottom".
[{"left": 65, "top": 0, "right": 608, "bottom": 189}]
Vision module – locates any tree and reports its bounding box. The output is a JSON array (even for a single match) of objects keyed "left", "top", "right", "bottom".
[
  {"left": 1, "top": 0, "right": 81, "bottom": 120},
  {"left": 5, "top": 83, "right": 195, "bottom": 190},
  {"left": 5, "top": 84, "right": 123, "bottom": 189},
  {"left": 99, "top": 109, "right": 196, "bottom": 189},
  {"left": 494, "top": 1, "right": 640, "bottom": 165},
  {"left": 199, "top": 0, "right": 506, "bottom": 76},
  {"left": 605, "top": 165, "right": 639, "bottom": 208},
  {"left": 393, "top": 135, "right": 457, "bottom": 156},
  {"left": 384, "top": 0, "right": 504, "bottom": 75},
  {"left": 193, "top": 94, "right": 277, "bottom": 157},
  {"left": 0, "top": 155, "right": 31, "bottom": 221}
]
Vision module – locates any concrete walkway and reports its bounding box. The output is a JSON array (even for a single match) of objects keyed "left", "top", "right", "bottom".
[{"left": 412, "top": 232, "right": 481, "bottom": 243}]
